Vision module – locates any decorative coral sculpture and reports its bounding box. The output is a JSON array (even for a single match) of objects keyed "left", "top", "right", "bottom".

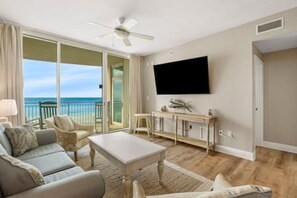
[{"left": 168, "top": 98, "right": 192, "bottom": 112}]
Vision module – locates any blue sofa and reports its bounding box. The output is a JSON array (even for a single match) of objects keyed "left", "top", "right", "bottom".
[{"left": 0, "top": 123, "right": 105, "bottom": 198}]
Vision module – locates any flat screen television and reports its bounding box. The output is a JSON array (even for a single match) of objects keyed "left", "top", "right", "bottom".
[{"left": 153, "top": 56, "right": 210, "bottom": 94}]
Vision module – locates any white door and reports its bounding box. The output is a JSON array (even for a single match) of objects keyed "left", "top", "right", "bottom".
[{"left": 254, "top": 55, "right": 264, "bottom": 146}]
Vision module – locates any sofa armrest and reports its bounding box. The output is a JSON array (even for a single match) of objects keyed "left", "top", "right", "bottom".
[
  {"left": 7, "top": 170, "right": 105, "bottom": 198},
  {"left": 35, "top": 129, "right": 57, "bottom": 145}
]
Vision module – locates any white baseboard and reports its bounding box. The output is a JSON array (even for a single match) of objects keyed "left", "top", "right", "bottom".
[
  {"left": 260, "top": 140, "right": 297, "bottom": 154},
  {"left": 215, "top": 145, "right": 255, "bottom": 161}
]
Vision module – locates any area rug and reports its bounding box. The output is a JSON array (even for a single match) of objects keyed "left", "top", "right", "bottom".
[{"left": 74, "top": 146, "right": 213, "bottom": 198}]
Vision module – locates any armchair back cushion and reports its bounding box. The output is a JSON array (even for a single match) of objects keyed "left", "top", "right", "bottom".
[
  {"left": 5, "top": 125, "right": 39, "bottom": 157},
  {"left": 133, "top": 173, "right": 272, "bottom": 198},
  {"left": 196, "top": 185, "right": 272, "bottom": 197},
  {"left": 54, "top": 115, "right": 75, "bottom": 131},
  {"left": 0, "top": 154, "right": 45, "bottom": 197}
]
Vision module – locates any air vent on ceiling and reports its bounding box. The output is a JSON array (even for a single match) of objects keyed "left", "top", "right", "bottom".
[{"left": 256, "top": 18, "right": 284, "bottom": 35}]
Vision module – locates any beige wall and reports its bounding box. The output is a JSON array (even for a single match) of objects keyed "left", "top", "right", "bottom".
[
  {"left": 263, "top": 48, "right": 297, "bottom": 146},
  {"left": 142, "top": 7, "right": 297, "bottom": 153}
]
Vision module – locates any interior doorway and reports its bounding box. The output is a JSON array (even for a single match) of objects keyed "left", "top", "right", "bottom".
[{"left": 253, "top": 55, "right": 264, "bottom": 147}]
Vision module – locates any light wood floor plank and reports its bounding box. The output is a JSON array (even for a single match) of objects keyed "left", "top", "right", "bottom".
[{"left": 133, "top": 133, "right": 297, "bottom": 197}]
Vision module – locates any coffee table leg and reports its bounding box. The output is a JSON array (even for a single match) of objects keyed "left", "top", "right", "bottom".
[
  {"left": 122, "top": 175, "right": 132, "bottom": 198},
  {"left": 90, "top": 145, "right": 95, "bottom": 167},
  {"left": 158, "top": 160, "right": 164, "bottom": 183}
]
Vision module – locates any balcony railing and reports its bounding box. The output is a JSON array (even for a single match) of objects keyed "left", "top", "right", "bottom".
[
  {"left": 25, "top": 101, "right": 122, "bottom": 131},
  {"left": 25, "top": 102, "right": 102, "bottom": 130}
]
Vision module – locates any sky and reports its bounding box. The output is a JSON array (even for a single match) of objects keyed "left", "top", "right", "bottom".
[{"left": 24, "top": 59, "right": 102, "bottom": 98}]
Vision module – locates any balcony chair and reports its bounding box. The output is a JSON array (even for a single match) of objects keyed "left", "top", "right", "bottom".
[
  {"left": 95, "top": 102, "right": 103, "bottom": 132},
  {"left": 45, "top": 115, "right": 95, "bottom": 161},
  {"left": 39, "top": 101, "right": 57, "bottom": 129}
]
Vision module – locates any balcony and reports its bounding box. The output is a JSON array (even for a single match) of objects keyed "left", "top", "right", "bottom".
[{"left": 25, "top": 101, "right": 122, "bottom": 132}]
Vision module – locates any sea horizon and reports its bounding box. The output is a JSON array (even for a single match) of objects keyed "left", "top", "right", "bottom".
[{"left": 25, "top": 97, "right": 102, "bottom": 104}]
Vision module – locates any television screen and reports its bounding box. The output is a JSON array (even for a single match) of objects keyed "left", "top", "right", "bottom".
[{"left": 153, "top": 56, "right": 210, "bottom": 94}]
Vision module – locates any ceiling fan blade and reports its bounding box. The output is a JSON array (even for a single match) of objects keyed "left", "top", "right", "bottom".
[
  {"left": 122, "top": 18, "right": 138, "bottom": 29},
  {"left": 123, "top": 38, "right": 131, "bottom": 47},
  {"left": 130, "top": 32, "right": 154, "bottom": 40},
  {"left": 88, "top": 21, "right": 114, "bottom": 30},
  {"left": 95, "top": 33, "right": 114, "bottom": 39}
]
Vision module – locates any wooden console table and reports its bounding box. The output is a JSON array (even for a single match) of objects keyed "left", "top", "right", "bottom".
[{"left": 152, "top": 111, "right": 217, "bottom": 153}]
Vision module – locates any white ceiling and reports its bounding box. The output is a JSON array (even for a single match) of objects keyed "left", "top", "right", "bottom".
[{"left": 0, "top": 0, "right": 297, "bottom": 56}]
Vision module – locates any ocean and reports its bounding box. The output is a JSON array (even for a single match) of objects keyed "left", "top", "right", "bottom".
[{"left": 25, "top": 97, "right": 102, "bottom": 104}]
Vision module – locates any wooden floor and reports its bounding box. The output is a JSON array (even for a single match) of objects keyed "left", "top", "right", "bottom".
[{"left": 133, "top": 133, "right": 297, "bottom": 197}]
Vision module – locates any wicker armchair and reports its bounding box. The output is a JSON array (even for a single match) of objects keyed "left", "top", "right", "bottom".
[{"left": 45, "top": 116, "right": 95, "bottom": 161}]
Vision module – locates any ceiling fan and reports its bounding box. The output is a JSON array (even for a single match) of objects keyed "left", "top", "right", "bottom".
[{"left": 89, "top": 17, "right": 154, "bottom": 47}]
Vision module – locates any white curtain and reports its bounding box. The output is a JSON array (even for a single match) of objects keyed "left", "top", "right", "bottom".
[
  {"left": 129, "top": 55, "right": 143, "bottom": 131},
  {"left": 0, "top": 23, "right": 24, "bottom": 126}
]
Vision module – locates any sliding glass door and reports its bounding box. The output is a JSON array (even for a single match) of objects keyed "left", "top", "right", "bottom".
[
  {"left": 60, "top": 44, "right": 103, "bottom": 132},
  {"left": 23, "top": 36, "right": 130, "bottom": 133},
  {"left": 23, "top": 37, "right": 57, "bottom": 129},
  {"left": 107, "top": 55, "right": 129, "bottom": 131}
]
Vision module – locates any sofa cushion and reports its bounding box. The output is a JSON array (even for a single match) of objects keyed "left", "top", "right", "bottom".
[
  {"left": 0, "top": 144, "right": 8, "bottom": 155},
  {"left": 0, "top": 153, "right": 45, "bottom": 197},
  {"left": 212, "top": 173, "right": 233, "bottom": 191},
  {"left": 54, "top": 115, "right": 75, "bottom": 131},
  {"left": 0, "top": 124, "right": 12, "bottom": 155},
  {"left": 44, "top": 166, "right": 84, "bottom": 184},
  {"left": 5, "top": 125, "right": 39, "bottom": 157},
  {"left": 24, "top": 152, "right": 76, "bottom": 176},
  {"left": 17, "top": 143, "right": 65, "bottom": 160}
]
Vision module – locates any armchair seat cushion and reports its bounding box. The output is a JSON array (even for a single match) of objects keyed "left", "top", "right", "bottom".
[
  {"left": 17, "top": 143, "right": 64, "bottom": 160},
  {"left": 23, "top": 152, "right": 76, "bottom": 176}
]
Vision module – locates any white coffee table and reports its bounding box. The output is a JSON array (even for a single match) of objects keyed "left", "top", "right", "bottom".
[{"left": 88, "top": 132, "right": 166, "bottom": 198}]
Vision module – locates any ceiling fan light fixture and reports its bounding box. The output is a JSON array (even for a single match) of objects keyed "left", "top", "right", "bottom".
[{"left": 114, "top": 29, "right": 129, "bottom": 39}]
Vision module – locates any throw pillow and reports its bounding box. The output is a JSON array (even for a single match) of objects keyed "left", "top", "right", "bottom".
[
  {"left": 54, "top": 115, "right": 75, "bottom": 131},
  {"left": 5, "top": 125, "right": 39, "bottom": 157},
  {"left": 212, "top": 173, "right": 233, "bottom": 191},
  {"left": 0, "top": 153, "right": 45, "bottom": 197}
]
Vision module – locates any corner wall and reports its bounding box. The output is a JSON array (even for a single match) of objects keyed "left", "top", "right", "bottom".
[{"left": 142, "top": 7, "right": 297, "bottom": 158}]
